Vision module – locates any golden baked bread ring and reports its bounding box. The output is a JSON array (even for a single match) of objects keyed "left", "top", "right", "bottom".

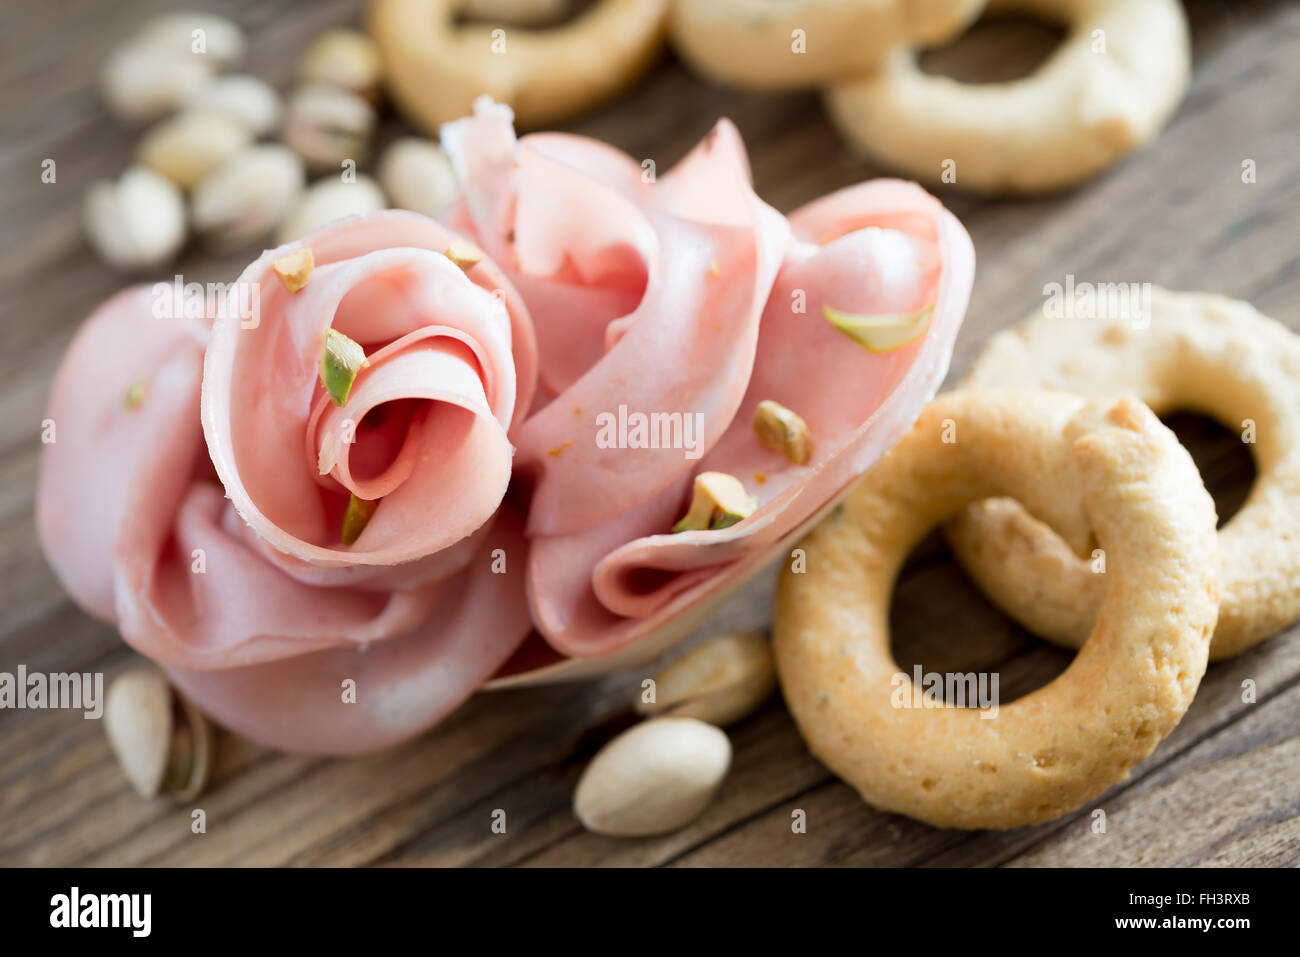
[
  {"left": 369, "top": 0, "right": 669, "bottom": 132},
  {"left": 669, "top": 0, "right": 985, "bottom": 90},
  {"left": 824, "top": 0, "right": 1190, "bottom": 193},
  {"left": 948, "top": 289, "right": 1300, "bottom": 661},
  {"left": 773, "top": 390, "right": 1218, "bottom": 830}
]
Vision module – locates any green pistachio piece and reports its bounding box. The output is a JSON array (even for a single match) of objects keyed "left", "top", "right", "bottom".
[
  {"left": 672, "top": 472, "right": 757, "bottom": 533},
  {"left": 124, "top": 377, "right": 148, "bottom": 411},
  {"left": 341, "top": 493, "right": 378, "bottom": 546},
  {"left": 822, "top": 303, "right": 934, "bottom": 353},
  {"left": 319, "top": 328, "right": 367, "bottom": 406},
  {"left": 753, "top": 399, "right": 812, "bottom": 465},
  {"left": 445, "top": 238, "right": 483, "bottom": 272}
]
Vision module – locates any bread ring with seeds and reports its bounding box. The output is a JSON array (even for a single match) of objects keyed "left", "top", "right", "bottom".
[
  {"left": 773, "top": 390, "right": 1218, "bottom": 830},
  {"left": 947, "top": 288, "right": 1300, "bottom": 661},
  {"left": 824, "top": 0, "right": 1190, "bottom": 194},
  {"left": 669, "top": 0, "right": 985, "bottom": 91},
  {"left": 369, "top": 0, "right": 669, "bottom": 132}
]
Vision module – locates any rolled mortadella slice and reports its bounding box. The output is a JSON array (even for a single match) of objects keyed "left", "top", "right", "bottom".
[
  {"left": 165, "top": 502, "right": 534, "bottom": 755},
  {"left": 203, "top": 210, "right": 537, "bottom": 590},
  {"left": 442, "top": 97, "right": 791, "bottom": 536},
  {"left": 526, "top": 179, "right": 975, "bottom": 657},
  {"left": 37, "top": 211, "right": 542, "bottom": 753}
]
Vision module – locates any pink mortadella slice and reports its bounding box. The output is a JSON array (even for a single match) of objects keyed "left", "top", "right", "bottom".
[
  {"left": 37, "top": 285, "right": 208, "bottom": 623},
  {"left": 202, "top": 210, "right": 536, "bottom": 591},
  {"left": 442, "top": 97, "right": 791, "bottom": 537},
  {"left": 165, "top": 503, "right": 533, "bottom": 755},
  {"left": 527, "top": 179, "right": 976, "bottom": 657},
  {"left": 36, "top": 212, "right": 543, "bottom": 752}
]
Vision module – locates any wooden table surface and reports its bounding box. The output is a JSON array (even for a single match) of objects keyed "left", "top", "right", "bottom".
[{"left": 2, "top": 0, "right": 1299, "bottom": 867}]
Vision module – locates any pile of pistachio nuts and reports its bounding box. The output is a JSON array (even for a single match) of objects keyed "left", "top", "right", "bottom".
[
  {"left": 572, "top": 632, "right": 777, "bottom": 837},
  {"left": 89, "top": 10, "right": 461, "bottom": 271}
]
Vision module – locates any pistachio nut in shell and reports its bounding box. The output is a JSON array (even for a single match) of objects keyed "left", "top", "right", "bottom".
[
  {"left": 84, "top": 165, "right": 186, "bottom": 271},
  {"left": 191, "top": 145, "right": 306, "bottom": 249},
  {"left": 636, "top": 632, "right": 776, "bottom": 727},
  {"left": 138, "top": 110, "right": 253, "bottom": 190},
  {"left": 103, "top": 666, "right": 213, "bottom": 800},
  {"left": 296, "top": 28, "right": 383, "bottom": 100},
  {"left": 100, "top": 39, "right": 214, "bottom": 124},
  {"left": 377, "top": 137, "right": 460, "bottom": 218},
  {"left": 189, "top": 74, "right": 282, "bottom": 136},
  {"left": 138, "top": 11, "right": 246, "bottom": 67},
  {"left": 276, "top": 174, "right": 385, "bottom": 244},
  {"left": 573, "top": 718, "right": 731, "bottom": 837},
  {"left": 282, "top": 83, "right": 376, "bottom": 170}
]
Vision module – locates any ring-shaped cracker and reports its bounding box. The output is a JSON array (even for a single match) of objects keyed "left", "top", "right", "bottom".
[
  {"left": 824, "top": 0, "right": 1189, "bottom": 194},
  {"left": 948, "top": 289, "right": 1300, "bottom": 661},
  {"left": 669, "top": 0, "right": 985, "bottom": 91},
  {"left": 369, "top": 0, "right": 669, "bottom": 132},
  {"left": 773, "top": 390, "right": 1218, "bottom": 829}
]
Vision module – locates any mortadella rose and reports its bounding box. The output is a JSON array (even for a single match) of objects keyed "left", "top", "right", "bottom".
[
  {"left": 37, "top": 210, "right": 539, "bottom": 753},
  {"left": 442, "top": 99, "right": 975, "bottom": 671}
]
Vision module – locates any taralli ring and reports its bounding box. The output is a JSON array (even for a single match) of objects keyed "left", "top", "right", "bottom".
[
  {"left": 774, "top": 390, "right": 1218, "bottom": 829},
  {"left": 669, "top": 0, "right": 984, "bottom": 90},
  {"left": 369, "top": 0, "right": 670, "bottom": 132},
  {"left": 948, "top": 289, "right": 1300, "bottom": 661},
  {"left": 824, "top": 0, "right": 1190, "bottom": 193}
]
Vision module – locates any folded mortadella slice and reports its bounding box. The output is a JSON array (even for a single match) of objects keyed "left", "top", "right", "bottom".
[
  {"left": 203, "top": 209, "right": 537, "bottom": 591},
  {"left": 528, "top": 180, "right": 975, "bottom": 656},
  {"left": 166, "top": 503, "right": 533, "bottom": 755},
  {"left": 37, "top": 212, "right": 542, "bottom": 752},
  {"left": 442, "top": 97, "right": 791, "bottom": 536}
]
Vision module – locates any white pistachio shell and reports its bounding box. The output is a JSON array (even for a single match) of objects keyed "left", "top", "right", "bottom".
[
  {"left": 637, "top": 631, "right": 776, "bottom": 727},
  {"left": 189, "top": 74, "right": 282, "bottom": 136},
  {"left": 103, "top": 666, "right": 212, "bottom": 801},
  {"left": 377, "top": 138, "right": 460, "bottom": 218},
  {"left": 138, "top": 11, "right": 246, "bottom": 68},
  {"left": 573, "top": 718, "right": 731, "bottom": 837},
  {"left": 138, "top": 110, "right": 253, "bottom": 190},
  {"left": 281, "top": 83, "right": 376, "bottom": 170},
  {"left": 100, "top": 40, "right": 214, "bottom": 124},
  {"left": 84, "top": 166, "right": 187, "bottom": 271},
  {"left": 276, "top": 174, "right": 386, "bottom": 244},
  {"left": 192, "top": 145, "right": 306, "bottom": 249},
  {"left": 296, "top": 29, "right": 383, "bottom": 100}
]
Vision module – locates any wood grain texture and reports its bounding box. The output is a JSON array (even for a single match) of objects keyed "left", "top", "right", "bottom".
[{"left": 1, "top": 0, "right": 1298, "bottom": 867}]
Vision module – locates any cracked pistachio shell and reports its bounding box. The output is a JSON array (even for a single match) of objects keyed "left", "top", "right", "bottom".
[
  {"left": 377, "top": 138, "right": 460, "bottom": 218},
  {"left": 276, "top": 174, "right": 386, "bottom": 244},
  {"left": 282, "top": 83, "right": 376, "bottom": 170},
  {"left": 138, "top": 110, "right": 253, "bottom": 190},
  {"left": 191, "top": 145, "right": 305, "bottom": 249},
  {"left": 189, "top": 74, "right": 282, "bottom": 136},
  {"left": 84, "top": 165, "right": 186, "bottom": 271},
  {"left": 573, "top": 718, "right": 731, "bottom": 837},
  {"left": 296, "top": 29, "right": 383, "bottom": 100},
  {"left": 104, "top": 666, "right": 212, "bottom": 800},
  {"left": 636, "top": 632, "right": 776, "bottom": 727}
]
